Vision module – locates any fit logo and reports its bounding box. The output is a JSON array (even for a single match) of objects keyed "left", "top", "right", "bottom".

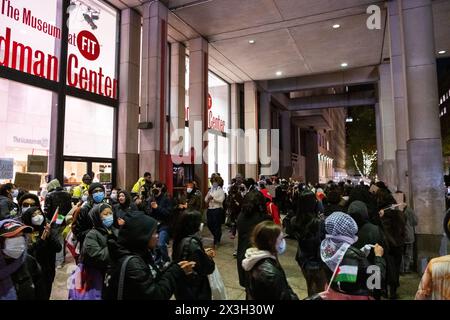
[{"left": 366, "top": 5, "right": 381, "bottom": 30}]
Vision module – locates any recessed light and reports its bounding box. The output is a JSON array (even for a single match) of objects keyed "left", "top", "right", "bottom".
[
  {"left": 332, "top": 24, "right": 341, "bottom": 29},
  {"left": 248, "top": 40, "right": 255, "bottom": 44},
  {"left": 438, "top": 50, "right": 446, "bottom": 55},
  {"left": 276, "top": 71, "right": 282, "bottom": 76},
  {"left": 341, "top": 62, "right": 348, "bottom": 68}
]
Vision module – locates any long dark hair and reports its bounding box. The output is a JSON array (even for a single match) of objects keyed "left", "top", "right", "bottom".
[{"left": 172, "top": 210, "right": 202, "bottom": 260}]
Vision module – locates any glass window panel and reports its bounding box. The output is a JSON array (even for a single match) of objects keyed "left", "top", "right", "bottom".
[{"left": 64, "top": 95, "right": 114, "bottom": 158}]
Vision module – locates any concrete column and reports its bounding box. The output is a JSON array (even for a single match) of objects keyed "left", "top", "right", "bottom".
[
  {"left": 244, "top": 81, "right": 258, "bottom": 179},
  {"left": 140, "top": 1, "right": 169, "bottom": 181},
  {"left": 259, "top": 91, "right": 272, "bottom": 176},
  {"left": 230, "top": 83, "right": 240, "bottom": 179},
  {"left": 169, "top": 42, "right": 186, "bottom": 156},
  {"left": 117, "top": 9, "right": 141, "bottom": 190},
  {"left": 388, "top": 0, "right": 410, "bottom": 197},
  {"left": 188, "top": 37, "right": 208, "bottom": 194},
  {"left": 402, "top": 0, "right": 446, "bottom": 267},
  {"left": 280, "top": 111, "right": 292, "bottom": 178},
  {"left": 305, "top": 130, "right": 319, "bottom": 185},
  {"left": 378, "top": 63, "right": 398, "bottom": 190},
  {"left": 375, "top": 103, "right": 384, "bottom": 180}
]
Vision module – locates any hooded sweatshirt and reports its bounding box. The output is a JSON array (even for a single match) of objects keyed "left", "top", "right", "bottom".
[{"left": 104, "top": 213, "right": 184, "bottom": 300}]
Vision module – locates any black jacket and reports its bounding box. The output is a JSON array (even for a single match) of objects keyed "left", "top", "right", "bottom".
[
  {"left": 104, "top": 213, "right": 184, "bottom": 300},
  {"left": 246, "top": 258, "right": 298, "bottom": 300},
  {"left": 72, "top": 200, "right": 106, "bottom": 245},
  {"left": 326, "top": 246, "right": 386, "bottom": 297},
  {"left": 236, "top": 190, "right": 272, "bottom": 288},
  {"left": 146, "top": 193, "right": 173, "bottom": 227},
  {"left": 8, "top": 254, "right": 46, "bottom": 300},
  {"left": 44, "top": 187, "right": 72, "bottom": 220},
  {"left": 324, "top": 204, "right": 344, "bottom": 217},
  {"left": 291, "top": 214, "right": 326, "bottom": 270},
  {"left": 0, "top": 195, "right": 16, "bottom": 220},
  {"left": 21, "top": 209, "right": 62, "bottom": 299},
  {"left": 172, "top": 236, "right": 215, "bottom": 300}
]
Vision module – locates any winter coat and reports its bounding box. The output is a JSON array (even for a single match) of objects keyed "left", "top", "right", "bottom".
[
  {"left": 81, "top": 206, "right": 118, "bottom": 273},
  {"left": 324, "top": 204, "right": 344, "bottom": 217},
  {"left": 291, "top": 214, "right": 325, "bottom": 270},
  {"left": 103, "top": 213, "right": 184, "bottom": 300},
  {"left": 72, "top": 200, "right": 106, "bottom": 245},
  {"left": 187, "top": 190, "right": 203, "bottom": 211},
  {"left": 236, "top": 190, "right": 272, "bottom": 288},
  {"left": 172, "top": 236, "right": 215, "bottom": 300},
  {"left": 0, "top": 253, "right": 46, "bottom": 300},
  {"left": 226, "top": 191, "right": 244, "bottom": 221},
  {"left": 0, "top": 196, "right": 16, "bottom": 220},
  {"left": 44, "top": 187, "right": 72, "bottom": 220},
  {"left": 146, "top": 193, "right": 173, "bottom": 227},
  {"left": 21, "top": 210, "right": 62, "bottom": 299},
  {"left": 205, "top": 187, "right": 225, "bottom": 210},
  {"left": 242, "top": 248, "right": 298, "bottom": 300},
  {"left": 381, "top": 209, "right": 406, "bottom": 249}
]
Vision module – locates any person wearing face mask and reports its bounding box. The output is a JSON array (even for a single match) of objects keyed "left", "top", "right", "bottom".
[
  {"left": 17, "top": 193, "right": 40, "bottom": 218},
  {"left": 108, "top": 188, "right": 119, "bottom": 206},
  {"left": 80, "top": 203, "right": 118, "bottom": 297},
  {"left": 112, "top": 190, "right": 138, "bottom": 228},
  {"left": 172, "top": 210, "right": 215, "bottom": 300},
  {"left": 146, "top": 182, "right": 174, "bottom": 267},
  {"left": 205, "top": 176, "right": 226, "bottom": 249},
  {"left": 103, "top": 213, "right": 196, "bottom": 300},
  {"left": 0, "top": 219, "right": 46, "bottom": 300},
  {"left": 242, "top": 220, "right": 298, "bottom": 300},
  {"left": 44, "top": 179, "right": 72, "bottom": 269},
  {"left": 178, "top": 182, "right": 202, "bottom": 212},
  {"left": 21, "top": 207, "right": 61, "bottom": 299},
  {"left": 72, "top": 183, "right": 107, "bottom": 248},
  {"left": 0, "top": 183, "right": 19, "bottom": 220}
]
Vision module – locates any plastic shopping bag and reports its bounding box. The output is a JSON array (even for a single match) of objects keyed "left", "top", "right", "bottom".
[{"left": 208, "top": 267, "right": 227, "bottom": 300}]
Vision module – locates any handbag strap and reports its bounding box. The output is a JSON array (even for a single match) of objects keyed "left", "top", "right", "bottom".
[{"left": 117, "top": 255, "right": 134, "bottom": 300}]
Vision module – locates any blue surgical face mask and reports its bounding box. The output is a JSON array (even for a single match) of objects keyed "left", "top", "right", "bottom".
[
  {"left": 102, "top": 215, "right": 114, "bottom": 228},
  {"left": 93, "top": 191, "right": 105, "bottom": 203},
  {"left": 11, "top": 189, "right": 19, "bottom": 199},
  {"left": 186, "top": 188, "right": 193, "bottom": 194},
  {"left": 212, "top": 183, "right": 219, "bottom": 189},
  {"left": 276, "top": 237, "right": 286, "bottom": 255}
]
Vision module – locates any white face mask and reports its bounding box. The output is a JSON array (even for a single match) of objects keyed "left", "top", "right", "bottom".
[
  {"left": 82, "top": 195, "right": 88, "bottom": 202},
  {"left": 110, "top": 192, "right": 118, "bottom": 200},
  {"left": 31, "top": 215, "right": 45, "bottom": 226},
  {"left": 11, "top": 189, "right": 19, "bottom": 199},
  {"left": 276, "top": 236, "right": 286, "bottom": 255},
  {"left": 3, "top": 236, "right": 27, "bottom": 259},
  {"left": 187, "top": 188, "right": 193, "bottom": 194}
]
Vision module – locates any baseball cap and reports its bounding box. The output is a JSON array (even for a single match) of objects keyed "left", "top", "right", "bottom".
[{"left": 0, "top": 219, "right": 33, "bottom": 238}]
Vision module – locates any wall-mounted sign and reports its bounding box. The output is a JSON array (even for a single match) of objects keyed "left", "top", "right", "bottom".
[
  {"left": 0, "top": 0, "right": 118, "bottom": 99},
  {"left": 27, "top": 155, "right": 48, "bottom": 173},
  {"left": 0, "top": 158, "right": 14, "bottom": 179},
  {"left": 14, "top": 172, "right": 41, "bottom": 191}
]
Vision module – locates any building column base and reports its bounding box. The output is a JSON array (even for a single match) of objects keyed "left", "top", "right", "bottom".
[{"left": 415, "top": 233, "right": 448, "bottom": 274}]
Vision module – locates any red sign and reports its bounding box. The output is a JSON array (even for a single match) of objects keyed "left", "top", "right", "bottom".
[
  {"left": 207, "top": 93, "right": 212, "bottom": 110},
  {"left": 77, "top": 30, "right": 100, "bottom": 61}
]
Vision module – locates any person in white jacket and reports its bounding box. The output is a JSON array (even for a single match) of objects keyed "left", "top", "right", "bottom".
[{"left": 205, "top": 175, "right": 225, "bottom": 248}]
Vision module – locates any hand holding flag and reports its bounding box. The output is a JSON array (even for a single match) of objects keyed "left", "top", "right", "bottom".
[{"left": 51, "top": 206, "right": 64, "bottom": 225}]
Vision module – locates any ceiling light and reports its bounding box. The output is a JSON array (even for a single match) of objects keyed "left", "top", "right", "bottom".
[
  {"left": 346, "top": 116, "right": 353, "bottom": 123},
  {"left": 341, "top": 62, "right": 348, "bottom": 68},
  {"left": 438, "top": 50, "right": 446, "bottom": 55},
  {"left": 248, "top": 40, "right": 255, "bottom": 44},
  {"left": 276, "top": 71, "right": 282, "bottom": 76},
  {"left": 332, "top": 24, "right": 340, "bottom": 29}
]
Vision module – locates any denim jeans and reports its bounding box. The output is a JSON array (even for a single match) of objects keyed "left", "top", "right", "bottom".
[{"left": 157, "top": 226, "right": 170, "bottom": 264}]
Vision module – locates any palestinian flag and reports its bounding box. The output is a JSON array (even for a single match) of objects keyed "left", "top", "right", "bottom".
[
  {"left": 333, "top": 265, "right": 358, "bottom": 283},
  {"left": 50, "top": 207, "right": 64, "bottom": 225}
]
